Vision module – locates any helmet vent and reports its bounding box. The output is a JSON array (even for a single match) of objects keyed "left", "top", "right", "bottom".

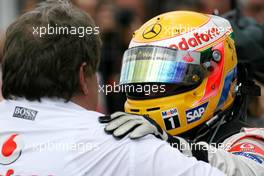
[
  {"left": 130, "top": 109, "right": 140, "bottom": 112},
  {"left": 147, "top": 107, "right": 160, "bottom": 111}
]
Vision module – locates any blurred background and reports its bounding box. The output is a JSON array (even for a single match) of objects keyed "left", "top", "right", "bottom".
[{"left": 0, "top": 0, "right": 264, "bottom": 126}]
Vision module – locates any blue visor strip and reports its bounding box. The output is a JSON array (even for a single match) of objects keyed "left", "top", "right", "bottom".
[{"left": 120, "top": 60, "right": 188, "bottom": 84}]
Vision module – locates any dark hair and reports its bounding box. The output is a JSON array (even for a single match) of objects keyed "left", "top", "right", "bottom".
[{"left": 2, "top": 0, "right": 101, "bottom": 101}]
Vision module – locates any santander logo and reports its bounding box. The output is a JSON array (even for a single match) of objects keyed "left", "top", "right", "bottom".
[{"left": 0, "top": 134, "right": 23, "bottom": 165}]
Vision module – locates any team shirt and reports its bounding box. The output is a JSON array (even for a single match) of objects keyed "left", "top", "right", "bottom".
[{"left": 0, "top": 98, "right": 225, "bottom": 176}]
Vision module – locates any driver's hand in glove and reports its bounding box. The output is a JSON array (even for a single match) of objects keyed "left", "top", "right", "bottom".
[
  {"left": 99, "top": 112, "right": 184, "bottom": 148},
  {"left": 99, "top": 112, "right": 213, "bottom": 162}
]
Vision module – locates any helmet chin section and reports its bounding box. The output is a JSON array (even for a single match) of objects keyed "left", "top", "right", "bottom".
[{"left": 124, "top": 82, "right": 216, "bottom": 136}]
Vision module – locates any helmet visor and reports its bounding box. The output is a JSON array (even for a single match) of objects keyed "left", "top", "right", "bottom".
[{"left": 120, "top": 46, "right": 206, "bottom": 86}]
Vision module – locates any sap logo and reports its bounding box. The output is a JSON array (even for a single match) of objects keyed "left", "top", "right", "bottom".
[
  {"left": 13, "top": 106, "right": 38, "bottom": 121},
  {"left": 186, "top": 102, "right": 208, "bottom": 123}
]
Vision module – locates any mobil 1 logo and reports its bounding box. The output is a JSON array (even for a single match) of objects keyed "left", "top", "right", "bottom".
[
  {"left": 161, "top": 108, "right": 180, "bottom": 131},
  {"left": 186, "top": 102, "right": 208, "bottom": 124}
]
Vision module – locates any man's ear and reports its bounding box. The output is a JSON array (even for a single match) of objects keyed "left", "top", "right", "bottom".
[{"left": 79, "top": 62, "right": 89, "bottom": 95}]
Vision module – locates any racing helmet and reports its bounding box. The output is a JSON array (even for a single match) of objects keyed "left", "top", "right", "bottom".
[{"left": 120, "top": 11, "right": 238, "bottom": 136}]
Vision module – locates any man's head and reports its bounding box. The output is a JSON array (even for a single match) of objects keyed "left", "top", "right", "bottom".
[{"left": 2, "top": 0, "right": 101, "bottom": 110}]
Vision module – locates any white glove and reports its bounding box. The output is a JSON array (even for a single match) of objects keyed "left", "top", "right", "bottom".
[
  {"left": 99, "top": 112, "right": 210, "bottom": 159},
  {"left": 99, "top": 111, "right": 180, "bottom": 144}
]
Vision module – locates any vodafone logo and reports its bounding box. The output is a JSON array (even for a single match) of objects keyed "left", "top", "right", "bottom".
[
  {"left": 169, "top": 27, "right": 221, "bottom": 50},
  {"left": 0, "top": 134, "right": 23, "bottom": 165}
]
